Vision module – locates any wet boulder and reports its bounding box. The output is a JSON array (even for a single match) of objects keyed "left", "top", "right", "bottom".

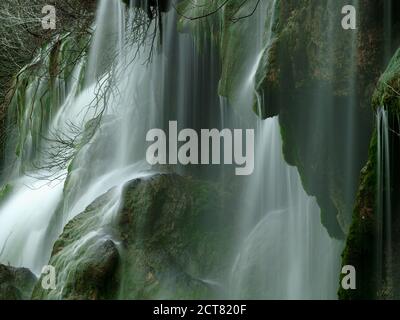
[
  {"left": 117, "top": 173, "right": 234, "bottom": 299},
  {"left": 33, "top": 173, "right": 235, "bottom": 300},
  {"left": 0, "top": 264, "right": 37, "bottom": 300},
  {"left": 32, "top": 189, "right": 121, "bottom": 300}
]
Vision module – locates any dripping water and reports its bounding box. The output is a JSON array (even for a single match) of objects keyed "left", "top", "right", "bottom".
[{"left": 376, "top": 107, "right": 392, "bottom": 294}]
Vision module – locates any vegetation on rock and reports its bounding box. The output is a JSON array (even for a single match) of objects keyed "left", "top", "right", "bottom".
[
  {"left": 0, "top": 264, "right": 37, "bottom": 300},
  {"left": 341, "top": 45, "right": 400, "bottom": 299},
  {"left": 32, "top": 173, "right": 236, "bottom": 299}
]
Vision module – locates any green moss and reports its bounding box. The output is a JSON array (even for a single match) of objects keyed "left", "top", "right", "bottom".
[
  {"left": 0, "top": 264, "right": 37, "bottom": 300},
  {"left": 178, "top": 0, "right": 279, "bottom": 110},
  {"left": 32, "top": 188, "right": 120, "bottom": 300},
  {"left": 339, "top": 129, "right": 378, "bottom": 300},
  {"left": 33, "top": 173, "right": 235, "bottom": 300},
  {"left": 4, "top": 32, "right": 90, "bottom": 173},
  {"left": 0, "top": 184, "right": 12, "bottom": 203},
  {"left": 340, "top": 46, "right": 400, "bottom": 299},
  {"left": 264, "top": 0, "right": 385, "bottom": 238},
  {"left": 118, "top": 174, "right": 235, "bottom": 299},
  {"left": 372, "top": 48, "right": 400, "bottom": 114},
  {"left": 339, "top": 44, "right": 400, "bottom": 299}
]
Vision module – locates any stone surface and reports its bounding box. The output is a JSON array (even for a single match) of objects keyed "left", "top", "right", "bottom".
[
  {"left": 0, "top": 264, "right": 37, "bottom": 300},
  {"left": 33, "top": 173, "right": 235, "bottom": 299}
]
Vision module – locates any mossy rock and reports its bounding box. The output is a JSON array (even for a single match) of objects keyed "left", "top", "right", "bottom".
[
  {"left": 117, "top": 173, "right": 235, "bottom": 299},
  {"left": 0, "top": 264, "right": 37, "bottom": 300},
  {"left": 372, "top": 47, "right": 400, "bottom": 114},
  {"left": 32, "top": 189, "right": 121, "bottom": 300},
  {"left": 339, "top": 130, "right": 378, "bottom": 299},
  {"left": 342, "top": 46, "right": 400, "bottom": 300},
  {"left": 33, "top": 173, "right": 235, "bottom": 300},
  {"left": 262, "top": 0, "right": 387, "bottom": 237},
  {"left": 0, "top": 184, "right": 12, "bottom": 203}
]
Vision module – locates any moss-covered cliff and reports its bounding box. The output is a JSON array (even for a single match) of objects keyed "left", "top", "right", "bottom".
[
  {"left": 373, "top": 48, "right": 400, "bottom": 114},
  {"left": 262, "top": 0, "right": 400, "bottom": 238},
  {"left": 117, "top": 174, "right": 235, "bottom": 299},
  {"left": 339, "top": 130, "right": 378, "bottom": 299},
  {"left": 340, "top": 47, "right": 400, "bottom": 299},
  {"left": 0, "top": 0, "right": 96, "bottom": 177},
  {"left": 180, "top": 0, "right": 399, "bottom": 238}
]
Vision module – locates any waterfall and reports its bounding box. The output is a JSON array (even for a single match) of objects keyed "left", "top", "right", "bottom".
[
  {"left": 0, "top": 51, "right": 88, "bottom": 273},
  {"left": 0, "top": 0, "right": 343, "bottom": 299},
  {"left": 0, "top": 0, "right": 154, "bottom": 275},
  {"left": 229, "top": 118, "right": 343, "bottom": 299},
  {"left": 86, "top": 0, "right": 125, "bottom": 84},
  {"left": 376, "top": 107, "right": 392, "bottom": 293},
  {"left": 217, "top": 0, "right": 343, "bottom": 299},
  {"left": 223, "top": 1, "right": 343, "bottom": 296}
]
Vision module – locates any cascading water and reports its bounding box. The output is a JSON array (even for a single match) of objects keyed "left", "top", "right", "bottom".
[
  {"left": 0, "top": 0, "right": 344, "bottom": 299},
  {"left": 0, "top": 0, "right": 153, "bottom": 275},
  {"left": 0, "top": 44, "right": 88, "bottom": 273},
  {"left": 230, "top": 119, "right": 343, "bottom": 299},
  {"left": 376, "top": 107, "right": 393, "bottom": 294},
  {"left": 219, "top": 0, "right": 343, "bottom": 299}
]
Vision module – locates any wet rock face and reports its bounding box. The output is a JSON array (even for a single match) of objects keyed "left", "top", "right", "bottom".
[
  {"left": 59, "top": 239, "right": 120, "bottom": 300},
  {"left": 178, "top": 0, "right": 388, "bottom": 238},
  {"left": 117, "top": 174, "right": 235, "bottom": 299},
  {"left": 256, "top": 0, "right": 396, "bottom": 238},
  {"left": 340, "top": 47, "right": 400, "bottom": 299},
  {"left": 373, "top": 48, "right": 400, "bottom": 113},
  {"left": 33, "top": 173, "right": 234, "bottom": 300},
  {"left": 32, "top": 189, "right": 121, "bottom": 300},
  {"left": 339, "top": 135, "right": 378, "bottom": 300},
  {"left": 0, "top": 264, "right": 37, "bottom": 300}
]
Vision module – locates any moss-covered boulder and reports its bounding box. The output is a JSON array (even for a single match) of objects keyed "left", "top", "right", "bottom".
[
  {"left": 0, "top": 264, "right": 37, "bottom": 300},
  {"left": 0, "top": 184, "right": 12, "bottom": 204},
  {"left": 117, "top": 173, "right": 234, "bottom": 299},
  {"left": 33, "top": 173, "right": 235, "bottom": 300},
  {"left": 32, "top": 189, "right": 121, "bottom": 300},
  {"left": 55, "top": 239, "right": 120, "bottom": 300},
  {"left": 372, "top": 48, "right": 400, "bottom": 114}
]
